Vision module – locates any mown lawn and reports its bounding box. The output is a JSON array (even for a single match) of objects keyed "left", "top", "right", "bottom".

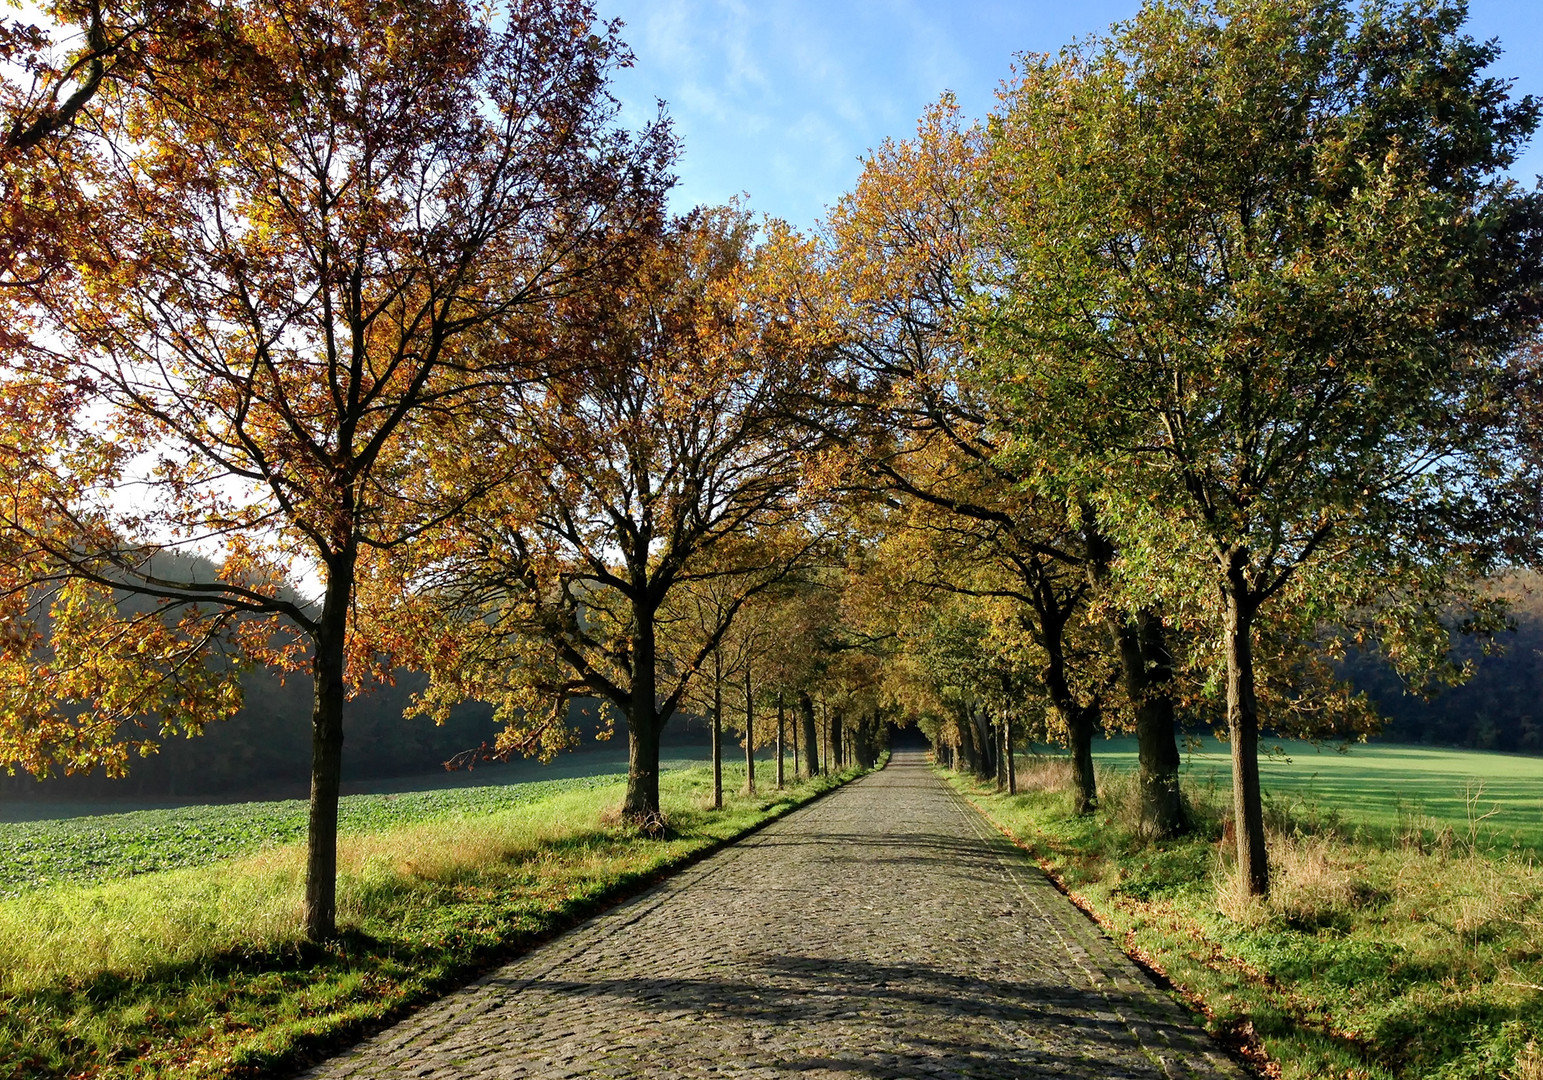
[
  {"left": 1083, "top": 737, "right": 1543, "bottom": 851},
  {"left": 952, "top": 754, "right": 1543, "bottom": 1080},
  {"left": 0, "top": 761, "right": 869, "bottom": 1080}
]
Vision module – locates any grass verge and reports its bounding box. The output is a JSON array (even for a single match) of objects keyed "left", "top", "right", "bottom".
[
  {"left": 947, "top": 757, "right": 1543, "bottom": 1080},
  {"left": 0, "top": 760, "right": 871, "bottom": 1079}
]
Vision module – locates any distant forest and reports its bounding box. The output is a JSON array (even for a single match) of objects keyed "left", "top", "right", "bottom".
[
  {"left": 0, "top": 668, "right": 504, "bottom": 801},
  {"left": 1339, "top": 576, "right": 1543, "bottom": 756},
  {"left": 3, "top": 555, "right": 1538, "bottom": 807},
  {"left": 5, "top": 588, "right": 1538, "bottom": 807}
]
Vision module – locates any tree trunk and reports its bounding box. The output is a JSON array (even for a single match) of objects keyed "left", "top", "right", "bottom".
[
  {"left": 1045, "top": 668, "right": 1095, "bottom": 812},
  {"left": 1005, "top": 711, "right": 1016, "bottom": 795},
  {"left": 711, "top": 653, "right": 723, "bottom": 810},
  {"left": 791, "top": 695, "right": 800, "bottom": 778},
  {"left": 971, "top": 706, "right": 995, "bottom": 783},
  {"left": 1111, "top": 610, "right": 1189, "bottom": 838},
  {"left": 955, "top": 709, "right": 977, "bottom": 775},
  {"left": 799, "top": 691, "right": 818, "bottom": 778},
  {"left": 743, "top": 660, "right": 755, "bottom": 795},
  {"left": 1042, "top": 648, "right": 1097, "bottom": 813},
  {"left": 856, "top": 711, "right": 877, "bottom": 769},
  {"left": 1083, "top": 516, "right": 1182, "bottom": 834},
  {"left": 776, "top": 694, "right": 785, "bottom": 789},
  {"left": 960, "top": 706, "right": 989, "bottom": 781},
  {"left": 623, "top": 602, "right": 662, "bottom": 818},
  {"left": 303, "top": 555, "right": 353, "bottom": 942},
  {"left": 1224, "top": 581, "right": 1269, "bottom": 897},
  {"left": 820, "top": 701, "right": 829, "bottom": 776},
  {"left": 1068, "top": 699, "right": 1098, "bottom": 815},
  {"left": 830, "top": 710, "right": 844, "bottom": 771},
  {"left": 993, "top": 711, "right": 1006, "bottom": 792}
]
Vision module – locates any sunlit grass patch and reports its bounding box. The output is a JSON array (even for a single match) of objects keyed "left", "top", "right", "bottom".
[
  {"left": 1085, "top": 737, "right": 1543, "bottom": 852},
  {"left": 950, "top": 749, "right": 1543, "bottom": 1080},
  {"left": 0, "top": 760, "right": 870, "bottom": 1079}
]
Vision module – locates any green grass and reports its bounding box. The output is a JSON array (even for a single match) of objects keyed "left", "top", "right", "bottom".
[
  {"left": 0, "top": 773, "right": 628, "bottom": 897},
  {"left": 1084, "top": 737, "right": 1543, "bottom": 852},
  {"left": 0, "top": 760, "right": 872, "bottom": 1080},
  {"left": 953, "top": 752, "right": 1543, "bottom": 1080}
]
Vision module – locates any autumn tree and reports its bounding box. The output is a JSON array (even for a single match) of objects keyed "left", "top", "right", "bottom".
[
  {"left": 0, "top": 0, "right": 155, "bottom": 284},
  {"left": 398, "top": 208, "right": 830, "bottom": 821},
  {"left": 4, "top": 0, "right": 670, "bottom": 939},
  {"left": 979, "top": 0, "right": 1543, "bottom": 895},
  {"left": 0, "top": 3, "right": 249, "bottom": 781},
  {"left": 692, "top": 583, "right": 791, "bottom": 797},
  {"left": 664, "top": 554, "right": 794, "bottom": 807},
  {"left": 806, "top": 98, "right": 1188, "bottom": 830}
]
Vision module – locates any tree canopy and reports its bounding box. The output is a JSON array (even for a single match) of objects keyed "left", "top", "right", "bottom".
[{"left": 2, "top": 0, "right": 1541, "bottom": 928}]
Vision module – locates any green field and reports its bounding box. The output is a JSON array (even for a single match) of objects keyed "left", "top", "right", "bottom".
[
  {"left": 0, "top": 772, "right": 638, "bottom": 898},
  {"left": 1082, "top": 737, "right": 1543, "bottom": 850}
]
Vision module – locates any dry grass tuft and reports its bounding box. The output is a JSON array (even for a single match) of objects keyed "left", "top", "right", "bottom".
[
  {"left": 1014, "top": 754, "right": 1073, "bottom": 793},
  {"left": 1215, "top": 831, "right": 1384, "bottom": 929},
  {"left": 1267, "top": 832, "right": 1380, "bottom": 928},
  {"left": 1514, "top": 1041, "right": 1543, "bottom": 1080}
]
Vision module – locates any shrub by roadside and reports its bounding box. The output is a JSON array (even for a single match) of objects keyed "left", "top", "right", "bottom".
[
  {"left": 948, "top": 758, "right": 1543, "bottom": 1080},
  {"left": 0, "top": 761, "right": 873, "bottom": 1080}
]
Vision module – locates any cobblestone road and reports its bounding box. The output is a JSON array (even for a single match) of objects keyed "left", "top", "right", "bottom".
[{"left": 299, "top": 751, "right": 1244, "bottom": 1079}]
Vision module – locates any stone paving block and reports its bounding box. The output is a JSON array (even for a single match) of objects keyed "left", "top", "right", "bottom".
[{"left": 296, "top": 752, "right": 1247, "bottom": 1079}]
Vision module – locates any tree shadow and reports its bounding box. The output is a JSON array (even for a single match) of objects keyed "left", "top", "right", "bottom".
[{"left": 466, "top": 953, "right": 1184, "bottom": 1078}]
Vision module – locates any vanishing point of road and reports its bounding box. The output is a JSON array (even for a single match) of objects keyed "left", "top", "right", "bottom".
[{"left": 299, "top": 750, "right": 1245, "bottom": 1079}]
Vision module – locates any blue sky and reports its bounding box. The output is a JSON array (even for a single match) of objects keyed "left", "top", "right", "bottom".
[{"left": 603, "top": 0, "right": 1543, "bottom": 231}]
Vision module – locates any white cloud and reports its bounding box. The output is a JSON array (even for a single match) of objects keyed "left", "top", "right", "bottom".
[{"left": 604, "top": 0, "right": 1543, "bottom": 228}]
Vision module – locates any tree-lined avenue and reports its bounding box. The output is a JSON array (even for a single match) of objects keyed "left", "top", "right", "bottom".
[{"left": 298, "top": 751, "right": 1242, "bottom": 1080}]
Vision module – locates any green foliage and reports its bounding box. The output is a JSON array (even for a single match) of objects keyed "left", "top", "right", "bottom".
[
  {"left": 971, "top": 0, "right": 1543, "bottom": 895},
  {"left": 978, "top": 0, "right": 1543, "bottom": 676}
]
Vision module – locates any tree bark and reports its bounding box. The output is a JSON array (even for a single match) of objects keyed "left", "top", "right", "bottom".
[
  {"left": 1109, "top": 610, "right": 1190, "bottom": 838},
  {"left": 799, "top": 691, "right": 818, "bottom": 778},
  {"left": 303, "top": 553, "right": 353, "bottom": 942},
  {"left": 623, "top": 605, "right": 663, "bottom": 818},
  {"left": 743, "top": 659, "right": 755, "bottom": 795},
  {"left": 711, "top": 652, "right": 723, "bottom": 810},
  {"left": 830, "top": 710, "right": 844, "bottom": 771},
  {"left": 1005, "top": 711, "right": 1017, "bottom": 795},
  {"left": 775, "top": 694, "right": 785, "bottom": 789},
  {"left": 1224, "top": 579, "right": 1269, "bottom": 897}
]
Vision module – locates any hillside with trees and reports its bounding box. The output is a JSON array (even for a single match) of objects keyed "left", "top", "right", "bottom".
[{"left": 1342, "top": 574, "right": 1543, "bottom": 754}]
